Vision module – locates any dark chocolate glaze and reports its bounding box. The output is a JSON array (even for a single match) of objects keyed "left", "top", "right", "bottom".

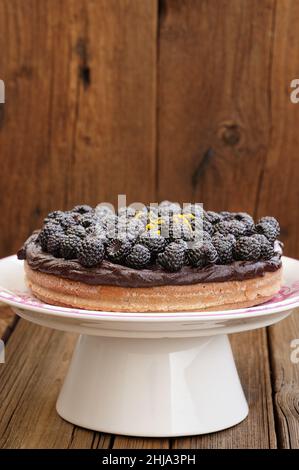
[{"left": 18, "top": 233, "right": 282, "bottom": 288}]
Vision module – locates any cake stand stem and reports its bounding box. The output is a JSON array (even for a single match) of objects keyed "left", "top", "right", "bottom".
[{"left": 56, "top": 333, "right": 248, "bottom": 437}]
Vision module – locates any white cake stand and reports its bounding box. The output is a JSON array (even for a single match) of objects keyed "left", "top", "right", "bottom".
[{"left": 0, "top": 255, "right": 298, "bottom": 437}]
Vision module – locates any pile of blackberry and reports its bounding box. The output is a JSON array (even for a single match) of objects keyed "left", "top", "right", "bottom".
[{"left": 36, "top": 203, "right": 280, "bottom": 272}]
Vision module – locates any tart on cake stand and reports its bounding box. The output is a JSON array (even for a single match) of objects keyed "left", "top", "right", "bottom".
[{"left": 0, "top": 254, "right": 298, "bottom": 437}]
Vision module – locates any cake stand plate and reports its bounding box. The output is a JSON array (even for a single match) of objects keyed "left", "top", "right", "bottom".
[{"left": 0, "top": 256, "right": 298, "bottom": 437}]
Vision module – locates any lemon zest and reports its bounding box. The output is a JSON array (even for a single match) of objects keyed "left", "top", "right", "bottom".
[{"left": 146, "top": 223, "right": 158, "bottom": 230}]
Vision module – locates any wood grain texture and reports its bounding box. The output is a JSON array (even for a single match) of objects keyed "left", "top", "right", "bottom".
[
  {"left": 0, "top": 0, "right": 157, "bottom": 258},
  {"left": 0, "top": 320, "right": 113, "bottom": 449},
  {"left": 0, "top": 322, "right": 279, "bottom": 449},
  {"left": 172, "top": 331, "right": 277, "bottom": 449},
  {"left": 112, "top": 436, "right": 169, "bottom": 449},
  {"left": 268, "top": 314, "right": 299, "bottom": 449},
  {"left": 255, "top": 0, "right": 299, "bottom": 446},
  {"left": 0, "top": 307, "right": 16, "bottom": 339},
  {"left": 157, "top": 0, "right": 275, "bottom": 213},
  {"left": 66, "top": 0, "right": 157, "bottom": 208},
  {"left": 254, "top": 0, "right": 299, "bottom": 257}
]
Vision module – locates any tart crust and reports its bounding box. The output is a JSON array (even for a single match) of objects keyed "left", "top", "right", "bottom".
[{"left": 24, "top": 261, "right": 283, "bottom": 313}]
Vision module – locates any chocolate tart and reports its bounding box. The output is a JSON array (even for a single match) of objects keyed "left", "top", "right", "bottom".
[{"left": 19, "top": 227, "right": 283, "bottom": 313}]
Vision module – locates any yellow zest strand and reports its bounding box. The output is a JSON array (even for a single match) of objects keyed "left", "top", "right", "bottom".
[
  {"left": 182, "top": 218, "right": 192, "bottom": 230},
  {"left": 146, "top": 222, "right": 158, "bottom": 231},
  {"left": 183, "top": 213, "right": 195, "bottom": 219}
]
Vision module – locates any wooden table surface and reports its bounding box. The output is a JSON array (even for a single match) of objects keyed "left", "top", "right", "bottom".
[{"left": 0, "top": 306, "right": 299, "bottom": 449}]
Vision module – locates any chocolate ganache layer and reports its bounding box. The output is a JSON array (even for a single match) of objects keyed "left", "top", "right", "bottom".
[{"left": 18, "top": 233, "right": 282, "bottom": 288}]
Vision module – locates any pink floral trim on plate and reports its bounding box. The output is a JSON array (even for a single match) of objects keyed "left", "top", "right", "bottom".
[
  {"left": 264, "top": 281, "right": 299, "bottom": 303},
  {"left": 0, "top": 289, "right": 86, "bottom": 315}
]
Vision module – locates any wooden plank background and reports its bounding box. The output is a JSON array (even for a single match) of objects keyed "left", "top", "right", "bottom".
[{"left": 0, "top": 0, "right": 299, "bottom": 448}]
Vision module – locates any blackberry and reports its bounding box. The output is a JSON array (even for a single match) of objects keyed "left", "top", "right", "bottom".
[
  {"left": 184, "top": 203, "right": 203, "bottom": 218},
  {"left": 60, "top": 234, "right": 81, "bottom": 260},
  {"left": 205, "top": 211, "right": 221, "bottom": 225},
  {"left": 101, "top": 213, "right": 117, "bottom": 224},
  {"left": 78, "top": 236, "right": 105, "bottom": 267},
  {"left": 192, "top": 216, "right": 204, "bottom": 234},
  {"left": 72, "top": 204, "right": 93, "bottom": 214},
  {"left": 255, "top": 221, "right": 278, "bottom": 243},
  {"left": 86, "top": 224, "right": 107, "bottom": 242},
  {"left": 38, "top": 223, "right": 63, "bottom": 251},
  {"left": 183, "top": 222, "right": 196, "bottom": 241},
  {"left": 118, "top": 207, "right": 136, "bottom": 218},
  {"left": 126, "top": 244, "right": 151, "bottom": 269},
  {"left": 133, "top": 209, "right": 148, "bottom": 225},
  {"left": 139, "top": 232, "right": 167, "bottom": 254},
  {"left": 158, "top": 216, "right": 171, "bottom": 238},
  {"left": 262, "top": 244, "right": 275, "bottom": 260},
  {"left": 192, "top": 229, "right": 213, "bottom": 244},
  {"left": 115, "top": 216, "right": 129, "bottom": 237},
  {"left": 212, "top": 234, "right": 236, "bottom": 264},
  {"left": 159, "top": 203, "right": 181, "bottom": 217},
  {"left": 203, "top": 219, "right": 215, "bottom": 235},
  {"left": 193, "top": 230, "right": 212, "bottom": 242},
  {"left": 47, "top": 232, "right": 64, "bottom": 257},
  {"left": 234, "top": 236, "right": 261, "bottom": 261},
  {"left": 158, "top": 200, "right": 171, "bottom": 209},
  {"left": 67, "top": 225, "right": 86, "bottom": 239},
  {"left": 215, "top": 220, "right": 246, "bottom": 237},
  {"left": 252, "top": 234, "right": 275, "bottom": 260},
  {"left": 213, "top": 232, "right": 236, "bottom": 244},
  {"left": 80, "top": 214, "right": 96, "bottom": 228},
  {"left": 258, "top": 216, "right": 280, "bottom": 234},
  {"left": 202, "top": 231, "right": 213, "bottom": 242},
  {"left": 234, "top": 211, "right": 250, "bottom": 220},
  {"left": 126, "top": 219, "right": 145, "bottom": 239},
  {"left": 173, "top": 239, "right": 190, "bottom": 264},
  {"left": 219, "top": 211, "right": 235, "bottom": 220},
  {"left": 174, "top": 238, "right": 189, "bottom": 249},
  {"left": 234, "top": 213, "right": 254, "bottom": 234},
  {"left": 160, "top": 216, "right": 172, "bottom": 237},
  {"left": 102, "top": 214, "right": 119, "bottom": 233},
  {"left": 60, "top": 212, "right": 81, "bottom": 228},
  {"left": 157, "top": 242, "right": 185, "bottom": 272},
  {"left": 44, "top": 219, "right": 63, "bottom": 229},
  {"left": 44, "top": 210, "right": 66, "bottom": 224},
  {"left": 170, "top": 220, "right": 193, "bottom": 241},
  {"left": 17, "top": 246, "right": 26, "bottom": 260},
  {"left": 147, "top": 205, "right": 159, "bottom": 218},
  {"left": 186, "top": 242, "right": 218, "bottom": 268},
  {"left": 95, "top": 205, "right": 114, "bottom": 219},
  {"left": 106, "top": 236, "right": 132, "bottom": 263}
]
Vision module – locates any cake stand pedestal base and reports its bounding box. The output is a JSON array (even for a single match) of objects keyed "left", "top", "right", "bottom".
[{"left": 56, "top": 333, "right": 248, "bottom": 437}]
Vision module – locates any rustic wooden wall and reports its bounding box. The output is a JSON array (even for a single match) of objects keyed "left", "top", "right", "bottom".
[
  {"left": 1, "top": 0, "right": 299, "bottom": 258},
  {"left": 0, "top": 0, "right": 299, "bottom": 449},
  {"left": 0, "top": 0, "right": 157, "bottom": 257}
]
